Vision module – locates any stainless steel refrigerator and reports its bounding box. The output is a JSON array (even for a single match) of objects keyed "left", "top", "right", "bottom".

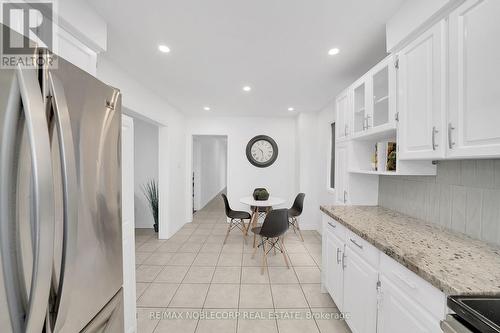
[{"left": 0, "top": 24, "right": 123, "bottom": 332}]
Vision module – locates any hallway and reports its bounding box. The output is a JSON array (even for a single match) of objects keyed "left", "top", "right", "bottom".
[{"left": 134, "top": 194, "right": 350, "bottom": 333}]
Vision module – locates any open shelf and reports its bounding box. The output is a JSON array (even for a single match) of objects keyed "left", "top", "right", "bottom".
[
  {"left": 349, "top": 169, "right": 398, "bottom": 176},
  {"left": 348, "top": 169, "right": 433, "bottom": 176},
  {"left": 351, "top": 124, "right": 396, "bottom": 141}
]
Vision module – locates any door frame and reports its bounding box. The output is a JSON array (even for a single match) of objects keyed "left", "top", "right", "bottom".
[
  {"left": 122, "top": 108, "right": 170, "bottom": 239},
  {"left": 187, "top": 134, "right": 229, "bottom": 221},
  {"left": 121, "top": 115, "right": 136, "bottom": 333}
]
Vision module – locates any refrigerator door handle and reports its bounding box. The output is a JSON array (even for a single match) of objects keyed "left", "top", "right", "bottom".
[
  {"left": 47, "top": 72, "right": 78, "bottom": 333},
  {"left": 0, "top": 66, "right": 56, "bottom": 333},
  {"left": 17, "top": 65, "right": 56, "bottom": 333}
]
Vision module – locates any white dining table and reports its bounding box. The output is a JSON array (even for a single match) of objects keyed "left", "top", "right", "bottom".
[{"left": 239, "top": 196, "right": 286, "bottom": 235}]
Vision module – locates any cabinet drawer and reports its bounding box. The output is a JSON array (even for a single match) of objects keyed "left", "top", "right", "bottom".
[
  {"left": 345, "top": 229, "right": 380, "bottom": 268},
  {"left": 323, "top": 216, "right": 347, "bottom": 241},
  {"left": 380, "top": 253, "right": 446, "bottom": 320}
]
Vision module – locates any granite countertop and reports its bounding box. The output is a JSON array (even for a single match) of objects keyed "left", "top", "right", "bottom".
[{"left": 320, "top": 205, "right": 500, "bottom": 296}]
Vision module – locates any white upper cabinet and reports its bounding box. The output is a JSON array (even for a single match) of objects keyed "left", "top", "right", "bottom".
[
  {"left": 370, "top": 58, "right": 397, "bottom": 132},
  {"left": 397, "top": 20, "right": 446, "bottom": 160},
  {"left": 353, "top": 79, "right": 368, "bottom": 135},
  {"left": 336, "top": 90, "right": 351, "bottom": 140},
  {"left": 350, "top": 56, "right": 397, "bottom": 139},
  {"left": 448, "top": 0, "right": 500, "bottom": 158}
]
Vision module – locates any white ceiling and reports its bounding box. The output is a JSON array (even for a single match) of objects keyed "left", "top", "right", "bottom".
[{"left": 87, "top": 0, "right": 405, "bottom": 116}]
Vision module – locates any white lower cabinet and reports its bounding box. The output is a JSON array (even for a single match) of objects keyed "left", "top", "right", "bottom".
[
  {"left": 325, "top": 228, "right": 345, "bottom": 310},
  {"left": 321, "top": 213, "right": 446, "bottom": 333},
  {"left": 343, "top": 246, "right": 378, "bottom": 333},
  {"left": 377, "top": 275, "right": 441, "bottom": 333}
]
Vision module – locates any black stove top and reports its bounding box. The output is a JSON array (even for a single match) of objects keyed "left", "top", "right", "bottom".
[{"left": 448, "top": 296, "right": 500, "bottom": 333}]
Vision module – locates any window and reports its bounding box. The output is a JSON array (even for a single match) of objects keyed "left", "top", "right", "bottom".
[{"left": 330, "top": 122, "right": 335, "bottom": 189}]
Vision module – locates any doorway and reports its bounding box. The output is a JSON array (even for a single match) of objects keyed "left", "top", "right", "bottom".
[
  {"left": 133, "top": 116, "right": 160, "bottom": 236},
  {"left": 192, "top": 135, "right": 228, "bottom": 214}
]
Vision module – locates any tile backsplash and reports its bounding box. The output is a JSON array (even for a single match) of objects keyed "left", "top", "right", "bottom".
[{"left": 378, "top": 160, "right": 500, "bottom": 246}]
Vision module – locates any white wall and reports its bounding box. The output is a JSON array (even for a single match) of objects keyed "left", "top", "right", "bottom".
[
  {"left": 295, "top": 106, "right": 337, "bottom": 232},
  {"left": 0, "top": 0, "right": 104, "bottom": 75},
  {"left": 134, "top": 118, "right": 159, "bottom": 228},
  {"left": 316, "top": 106, "right": 337, "bottom": 210},
  {"left": 97, "top": 56, "right": 187, "bottom": 239},
  {"left": 296, "top": 112, "right": 321, "bottom": 230},
  {"left": 386, "top": 0, "right": 463, "bottom": 52},
  {"left": 193, "top": 136, "right": 227, "bottom": 210},
  {"left": 186, "top": 116, "right": 298, "bottom": 221}
]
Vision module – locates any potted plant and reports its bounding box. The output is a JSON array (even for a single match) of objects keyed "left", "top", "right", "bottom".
[
  {"left": 253, "top": 188, "right": 270, "bottom": 201},
  {"left": 142, "top": 179, "right": 159, "bottom": 232}
]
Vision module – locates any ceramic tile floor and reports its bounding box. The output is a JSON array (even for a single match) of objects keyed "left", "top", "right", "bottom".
[{"left": 135, "top": 195, "right": 351, "bottom": 333}]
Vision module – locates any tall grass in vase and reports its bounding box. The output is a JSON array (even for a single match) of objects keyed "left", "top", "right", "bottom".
[{"left": 142, "top": 179, "right": 159, "bottom": 232}]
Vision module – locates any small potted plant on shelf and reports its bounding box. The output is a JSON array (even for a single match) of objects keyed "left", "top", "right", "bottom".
[{"left": 142, "top": 179, "right": 159, "bottom": 232}]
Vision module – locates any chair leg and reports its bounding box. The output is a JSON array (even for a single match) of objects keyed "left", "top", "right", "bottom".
[
  {"left": 279, "top": 237, "right": 290, "bottom": 269},
  {"left": 223, "top": 219, "right": 233, "bottom": 244},
  {"left": 246, "top": 212, "right": 255, "bottom": 236},
  {"left": 261, "top": 238, "right": 268, "bottom": 275},
  {"left": 244, "top": 218, "right": 250, "bottom": 235},
  {"left": 251, "top": 237, "right": 260, "bottom": 259},
  {"left": 239, "top": 219, "right": 247, "bottom": 235},
  {"left": 295, "top": 217, "right": 305, "bottom": 242}
]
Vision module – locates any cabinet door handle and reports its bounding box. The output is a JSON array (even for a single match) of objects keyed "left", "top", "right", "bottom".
[
  {"left": 336, "top": 248, "right": 342, "bottom": 264},
  {"left": 432, "top": 126, "right": 439, "bottom": 150},
  {"left": 327, "top": 221, "right": 336, "bottom": 229},
  {"left": 343, "top": 190, "right": 347, "bottom": 203},
  {"left": 344, "top": 124, "right": 348, "bottom": 136},
  {"left": 448, "top": 123, "right": 455, "bottom": 149},
  {"left": 342, "top": 251, "right": 347, "bottom": 269},
  {"left": 366, "top": 115, "right": 371, "bottom": 129},
  {"left": 350, "top": 238, "right": 364, "bottom": 249}
]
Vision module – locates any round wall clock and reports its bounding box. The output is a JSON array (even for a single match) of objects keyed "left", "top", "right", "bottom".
[{"left": 246, "top": 135, "right": 278, "bottom": 168}]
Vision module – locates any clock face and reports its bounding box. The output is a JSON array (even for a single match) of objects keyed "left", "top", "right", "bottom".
[
  {"left": 251, "top": 140, "right": 274, "bottom": 163},
  {"left": 246, "top": 135, "right": 278, "bottom": 168}
]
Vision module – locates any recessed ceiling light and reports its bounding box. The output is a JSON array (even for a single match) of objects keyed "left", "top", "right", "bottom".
[
  {"left": 242, "top": 86, "right": 252, "bottom": 92},
  {"left": 288, "top": 107, "right": 295, "bottom": 111},
  {"left": 328, "top": 48, "right": 340, "bottom": 56},
  {"left": 158, "top": 44, "right": 170, "bottom": 53},
  {"left": 203, "top": 106, "right": 211, "bottom": 111}
]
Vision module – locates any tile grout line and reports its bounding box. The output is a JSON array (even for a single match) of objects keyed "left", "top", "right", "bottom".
[
  {"left": 196, "top": 213, "right": 226, "bottom": 332},
  {"left": 137, "top": 198, "right": 331, "bottom": 333},
  {"left": 158, "top": 222, "right": 204, "bottom": 332}
]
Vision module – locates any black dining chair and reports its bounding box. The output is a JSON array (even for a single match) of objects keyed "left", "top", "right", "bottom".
[
  {"left": 221, "top": 194, "right": 252, "bottom": 244},
  {"left": 251, "top": 209, "right": 290, "bottom": 274},
  {"left": 288, "top": 193, "right": 305, "bottom": 242}
]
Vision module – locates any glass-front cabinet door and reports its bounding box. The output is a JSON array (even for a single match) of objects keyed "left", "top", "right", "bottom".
[
  {"left": 353, "top": 81, "right": 366, "bottom": 134},
  {"left": 347, "top": 56, "right": 396, "bottom": 138},
  {"left": 370, "top": 56, "right": 396, "bottom": 131},
  {"left": 372, "top": 65, "right": 389, "bottom": 127}
]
